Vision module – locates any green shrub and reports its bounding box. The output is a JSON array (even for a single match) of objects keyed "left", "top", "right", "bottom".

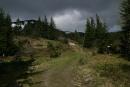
[
  {"left": 47, "top": 42, "right": 62, "bottom": 58},
  {"left": 78, "top": 57, "right": 87, "bottom": 65}
]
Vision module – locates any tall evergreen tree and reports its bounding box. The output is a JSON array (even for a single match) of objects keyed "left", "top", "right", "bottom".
[
  {"left": 49, "top": 17, "right": 57, "bottom": 40},
  {"left": 90, "top": 17, "right": 96, "bottom": 46},
  {"left": 120, "top": 0, "right": 130, "bottom": 58},
  {"left": 33, "top": 17, "right": 43, "bottom": 37},
  {"left": 23, "top": 21, "right": 34, "bottom": 36},
  {"left": 95, "top": 14, "right": 106, "bottom": 40},
  {"left": 83, "top": 15, "right": 108, "bottom": 53},
  {"left": 95, "top": 15, "right": 108, "bottom": 53},
  {"left": 0, "top": 9, "right": 18, "bottom": 56},
  {"left": 83, "top": 18, "right": 95, "bottom": 48},
  {"left": 44, "top": 16, "right": 48, "bottom": 26},
  {"left": 42, "top": 16, "right": 49, "bottom": 38},
  {"left": 97, "top": 23, "right": 108, "bottom": 53},
  {"left": 50, "top": 17, "right": 56, "bottom": 29}
]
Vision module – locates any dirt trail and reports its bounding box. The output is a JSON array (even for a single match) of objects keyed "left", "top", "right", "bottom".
[
  {"left": 30, "top": 41, "right": 85, "bottom": 87},
  {"left": 41, "top": 51, "right": 81, "bottom": 87}
]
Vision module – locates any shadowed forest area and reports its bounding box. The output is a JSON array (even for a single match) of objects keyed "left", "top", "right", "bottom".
[{"left": 0, "top": 0, "right": 130, "bottom": 87}]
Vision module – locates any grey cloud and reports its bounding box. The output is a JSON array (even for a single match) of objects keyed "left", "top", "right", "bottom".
[{"left": 0, "top": 0, "right": 121, "bottom": 32}]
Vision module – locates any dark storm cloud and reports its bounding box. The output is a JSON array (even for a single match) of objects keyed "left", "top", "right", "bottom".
[{"left": 0, "top": 0, "right": 121, "bottom": 32}]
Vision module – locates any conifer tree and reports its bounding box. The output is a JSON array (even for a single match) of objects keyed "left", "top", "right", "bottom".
[
  {"left": 83, "top": 18, "right": 94, "bottom": 48},
  {"left": 42, "top": 16, "right": 49, "bottom": 38},
  {"left": 90, "top": 17, "right": 96, "bottom": 46},
  {"left": 120, "top": 0, "right": 130, "bottom": 58},
  {"left": 0, "top": 9, "right": 18, "bottom": 56},
  {"left": 34, "top": 17, "right": 43, "bottom": 37},
  {"left": 95, "top": 15, "right": 107, "bottom": 52},
  {"left": 50, "top": 17, "right": 56, "bottom": 29},
  {"left": 49, "top": 17, "right": 57, "bottom": 40},
  {"left": 13, "top": 18, "right": 22, "bottom": 35},
  {"left": 83, "top": 15, "right": 108, "bottom": 53},
  {"left": 83, "top": 17, "right": 96, "bottom": 48},
  {"left": 97, "top": 23, "right": 108, "bottom": 53},
  {"left": 95, "top": 14, "right": 105, "bottom": 40},
  {"left": 44, "top": 16, "right": 48, "bottom": 26},
  {"left": 23, "top": 21, "right": 34, "bottom": 36}
]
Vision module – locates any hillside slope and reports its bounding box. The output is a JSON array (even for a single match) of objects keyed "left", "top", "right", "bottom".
[{"left": 0, "top": 37, "right": 130, "bottom": 87}]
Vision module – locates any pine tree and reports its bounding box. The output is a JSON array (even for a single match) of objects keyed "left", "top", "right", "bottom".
[
  {"left": 0, "top": 9, "right": 18, "bottom": 56},
  {"left": 97, "top": 23, "right": 108, "bottom": 53},
  {"left": 44, "top": 16, "right": 48, "bottom": 26},
  {"left": 83, "top": 18, "right": 95, "bottom": 48},
  {"left": 83, "top": 15, "right": 108, "bottom": 53},
  {"left": 23, "top": 21, "right": 34, "bottom": 36},
  {"left": 90, "top": 17, "right": 96, "bottom": 46},
  {"left": 13, "top": 18, "right": 22, "bottom": 36},
  {"left": 42, "top": 16, "right": 49, "bottom": 38},
  {"left": 94, "top": 15, "right": 108, "bottom": 53},
  {"left": 50, "top": 17, "right": 56, "bottom": 29},
  {"left": 34, "top": 17, "right": 43, "bottom": 37},
  {"left": 120, "top": 0, "right": 130, "bottom": 58},
  {"left": 0, "top": 9, "right": 7, "bottom": 56},
  {"left": 95, "top": 14, "right": 105, "bottom": 40},
  {"left": 49, "top": 17, "right": 57, "bottom": 40}
]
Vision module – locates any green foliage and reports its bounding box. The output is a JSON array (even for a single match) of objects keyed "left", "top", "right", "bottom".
[
  {"left": 22, "top": 16, "right": 66, "bottom": 41},
  {"left": 83, "top": 15, "right": 108, "bottom": 53},
  {"left": 95, "top": 15, "right": 107, "bottom": 40},
  {"left": 47, "top": 42, "right": 62, "bottom": 58},
  {"left": 13, "top": 18, "right": 22, "bottom": 36},
  {"left": 120, "top": 0, "right": 130, "bottom": 58},
  {"left": 67, "top": 31, "right": 84, "bottom": 44},
  {"left": 95, "top": 15, "right": 108, "bottom": 53},
  {"left": 83, "top": 18, "right": 95, "bottom": 48},
  {"left": 0, "top": 8, "right": 19, "bottom": 56}
]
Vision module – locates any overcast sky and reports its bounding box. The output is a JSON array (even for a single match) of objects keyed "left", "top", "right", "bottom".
[{"left": 0, "top": 0, "right": 121, "bottom": 32}]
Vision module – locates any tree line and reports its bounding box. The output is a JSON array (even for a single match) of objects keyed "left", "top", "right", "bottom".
[
  {"left": 13, "top": 16, "right": 66, "bottom": 40},
  {"left": 82, "top": 0, "right": 130, "bottom": 59},
  {"left": 83, "top": 15, "right": 108, "bottom": 53}
]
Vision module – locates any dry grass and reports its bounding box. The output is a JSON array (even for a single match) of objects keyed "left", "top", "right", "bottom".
[
  {"left": 77, "top": 50, "right": 130, "bottom": 87},
  {"left": 1, "top": 37, "right": 130, "bottom": 87}
]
